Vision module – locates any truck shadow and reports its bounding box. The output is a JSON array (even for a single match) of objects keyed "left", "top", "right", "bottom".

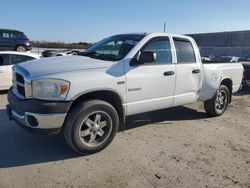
[
  {"left": 123, "top": 106, "right": 209, "bottom": 131},
  {"left": 0, "top": 105, "right": 209, "bottom": 168},
  {"left": 0, "top": 109, "right": 79, "bottom": 168}
]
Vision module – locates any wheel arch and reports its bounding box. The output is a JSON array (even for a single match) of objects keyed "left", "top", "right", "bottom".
[
  {"left": 15, "top": 44, "right": 27, "bottom": 51},
  {"left": 220, "top": 78, "right": 233, "bottom": 103},
  {"left": 67, "top": 90, "right": 125, "bottom": 128}
]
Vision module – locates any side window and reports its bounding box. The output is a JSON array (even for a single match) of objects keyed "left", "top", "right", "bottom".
[
  {"left": 0, "top": 55, "right": 9, "bottom": 66},
  {"left": 7, "top": 55, "right": 35, "bottom": 65},
  {"left": 2, "top": 32, "right": 11, "bottom": 39},
  {"left": 0, "top": 55, "right": 4, "bottom": 66},
  {"left": 142, "top": 38, "right": 172, "bottom": 64},
  {"left": 174, "top": 38, "right": 196, "bottom": 63},
  {"left": 10, "top": 31, "right": 18, "bottom": 39}
]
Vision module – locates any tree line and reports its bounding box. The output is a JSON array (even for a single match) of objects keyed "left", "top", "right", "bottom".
[{"left": 31, "top": 40, "right": 93, "bottom": 49}]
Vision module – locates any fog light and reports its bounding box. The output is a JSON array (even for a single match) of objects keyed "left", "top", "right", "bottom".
[{"left": 26, "top": 115, "right": 39, "bottom": 127}]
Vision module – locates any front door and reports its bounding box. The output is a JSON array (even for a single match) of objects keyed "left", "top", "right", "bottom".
[{"left": 125, "top": 37, "right": 176, "bottom": 115}]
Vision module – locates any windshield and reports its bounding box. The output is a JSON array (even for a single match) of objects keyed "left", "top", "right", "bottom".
[{"left": 81, "top": 34, "right": 145, "bottom": 61}]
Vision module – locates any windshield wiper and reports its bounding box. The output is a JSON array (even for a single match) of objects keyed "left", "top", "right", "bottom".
[
  {"left": 81, "top": 51, "right": 98, "bottom": 57},
  {"left": 81, "top": 51, "right": 116, "bottom": 61}
]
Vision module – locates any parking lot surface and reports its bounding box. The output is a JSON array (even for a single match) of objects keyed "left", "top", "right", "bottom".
[{"left": 0, "top": 89, "right": 250, "bottom": 188}]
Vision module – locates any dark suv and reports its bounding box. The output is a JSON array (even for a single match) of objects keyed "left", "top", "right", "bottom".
[{"left": 0, "top": 29, "right": 32, "bottom": 52}]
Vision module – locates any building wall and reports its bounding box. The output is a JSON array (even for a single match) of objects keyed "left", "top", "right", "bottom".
[{"left": 188, "top": 30, "right": 250, "bottom": 57}]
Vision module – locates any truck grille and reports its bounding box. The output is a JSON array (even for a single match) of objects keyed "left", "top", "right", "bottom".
[
  {"left": 16, "top": 72, "right": 25, "bottom": 83},
  {"left": 12, "top": 66, "right": 31, "bottom": 99}
]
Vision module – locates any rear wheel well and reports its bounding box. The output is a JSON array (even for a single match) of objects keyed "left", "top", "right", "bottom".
[
  {"left": 67, "top": 91, "right": 124, "bottom": 128},
  {"left": 15, "top": 44, "right": 27, "bottom": 50},
  {"left": 221, "top": 78, "right": 232, "bottom": 103}
]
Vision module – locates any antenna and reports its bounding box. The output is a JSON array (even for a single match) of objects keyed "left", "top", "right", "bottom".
[{"left": 163, "top": 22, "right": 166, "bottom": 33}]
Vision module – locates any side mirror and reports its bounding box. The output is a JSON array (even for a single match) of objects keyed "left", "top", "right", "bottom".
[
  {"left": 130, "top": 51, "right": 156, "bottom": 66},
  {"left": 139, "top": 51, "right": 156, "bottom": 64}
]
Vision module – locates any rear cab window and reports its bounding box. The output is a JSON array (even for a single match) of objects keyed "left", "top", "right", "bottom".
[{"left": 173, "top": 37, "right": 196, "bottom": 64}]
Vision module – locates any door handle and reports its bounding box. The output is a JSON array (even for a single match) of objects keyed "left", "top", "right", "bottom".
[
  {"left": 163, "top": 71, "right": 175, "bottom": 76},
  {"left": 192, "top": 69, "right": 201, "bottom": 74}
]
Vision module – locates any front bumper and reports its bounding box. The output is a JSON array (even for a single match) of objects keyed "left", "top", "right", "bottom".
[{"left": 7, "top": 89, "right": 72, "bottom": 134}]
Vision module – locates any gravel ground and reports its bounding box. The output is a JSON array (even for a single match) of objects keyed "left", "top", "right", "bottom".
[{"left": 0, "top": 88, "right": 250, "bottom": 188}]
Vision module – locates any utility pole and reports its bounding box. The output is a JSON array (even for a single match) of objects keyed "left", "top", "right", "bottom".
[{"left": 163, "top": 22, "right": 166, "bottom": 33}]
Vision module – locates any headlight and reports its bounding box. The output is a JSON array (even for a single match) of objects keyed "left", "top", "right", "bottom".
[{"left": 32, "top": 79, "right": 70, "bottom": 101}]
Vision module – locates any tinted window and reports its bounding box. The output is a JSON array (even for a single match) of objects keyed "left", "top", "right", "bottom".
[
  {"left": 142, "top": 38, "right": 172, "bottom": 64},
  {"left": 14, "top": 32, "right": 26, "bottom": 39},
  {"left": 2, "top": 31, "right": 11, "bottom": 38},
  {"left": 10, "top": 31, "right": 19, "bottom": 39},
  {"left": 7, "top": 55, "right": 35, "bottom": 65},
  {"left": 174, "top": 38, "right": 196, "bottom": 63},
  {"left": 0, "top": 55, "right": 4, "bottom": 66},
  {"left": 0, "top": 31, "right": 19, "bottom": 39}
]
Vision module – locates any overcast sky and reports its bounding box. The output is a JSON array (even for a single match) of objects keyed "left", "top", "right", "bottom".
[{"left": 1, "top": 0, "right": 250, "bottom": 43}]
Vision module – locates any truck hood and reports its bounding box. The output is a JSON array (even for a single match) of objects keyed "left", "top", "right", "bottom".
[{"left": 18, "top": 55, "right": 114, "bottom": 78}]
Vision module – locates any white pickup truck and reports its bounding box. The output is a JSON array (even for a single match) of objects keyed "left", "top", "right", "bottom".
[{"left": 7, "top": 33, "right": 243, "bottom": 154}]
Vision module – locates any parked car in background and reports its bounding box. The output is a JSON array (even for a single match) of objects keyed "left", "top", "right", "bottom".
[
  {"left": 41, "top": 49, "right": 81, "bottom": 57},
  {"left": 201, "top": 56, "right": 212, "bottom": 63},
  {"left": 0, "top": 51, "right": 40, "bottom": 90},
  {"left": 213, "top": 56, "right": 240, "bottom": 63},
  {"left": 239, "top": 54, "right": 250, "bottom": 62},
  {"left": 0, "top": 29, "right": 32, "bottom": 52}
]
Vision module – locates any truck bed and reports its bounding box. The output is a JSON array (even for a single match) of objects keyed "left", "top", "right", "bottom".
[{"left": 198, "top": 62, "right": 243, "bottom": 101}]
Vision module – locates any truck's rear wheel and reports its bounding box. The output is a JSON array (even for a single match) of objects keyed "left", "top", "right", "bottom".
[
  {"left": 63, "top": 100, "right": 119, "bottom": 154},
  {"left": 204, "top": 85, "right": 230, "bottom": 117}
]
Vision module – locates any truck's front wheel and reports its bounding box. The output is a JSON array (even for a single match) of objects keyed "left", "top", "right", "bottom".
[
  {"left": 204, "top": 85, "right": 230, "bottom": 117},
  {"left": 63, "top": 100, "right": 119, "bottom": 154}
]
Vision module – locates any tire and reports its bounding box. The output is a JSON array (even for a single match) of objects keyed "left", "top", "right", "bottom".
[
  {"left": 204, "top": 85, "right": 230, "bottom": 117},
  {"left": 16, "top": 45, "right": 27, "bottom": 52},
  {"left": 63, "top": 100, "right": 119, "bottom": 154}
]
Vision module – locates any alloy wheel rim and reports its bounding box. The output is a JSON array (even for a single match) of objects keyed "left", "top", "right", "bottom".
[
  {"left": 17, "top": 46, "right": 26, "bottom": 52},
  {"left": 78, "top": 111, "right": 112, "bottom": 147},
  {"left": 215, "top": 90, "right": 227, "bottom": 111}
]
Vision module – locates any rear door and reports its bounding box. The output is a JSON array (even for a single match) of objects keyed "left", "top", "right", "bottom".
[
  {"left": 172, "top": 37, "right": 202, "bottom": 106},
  {"left": 125, "top": 36, "right": 176, "bottom": 115}
]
